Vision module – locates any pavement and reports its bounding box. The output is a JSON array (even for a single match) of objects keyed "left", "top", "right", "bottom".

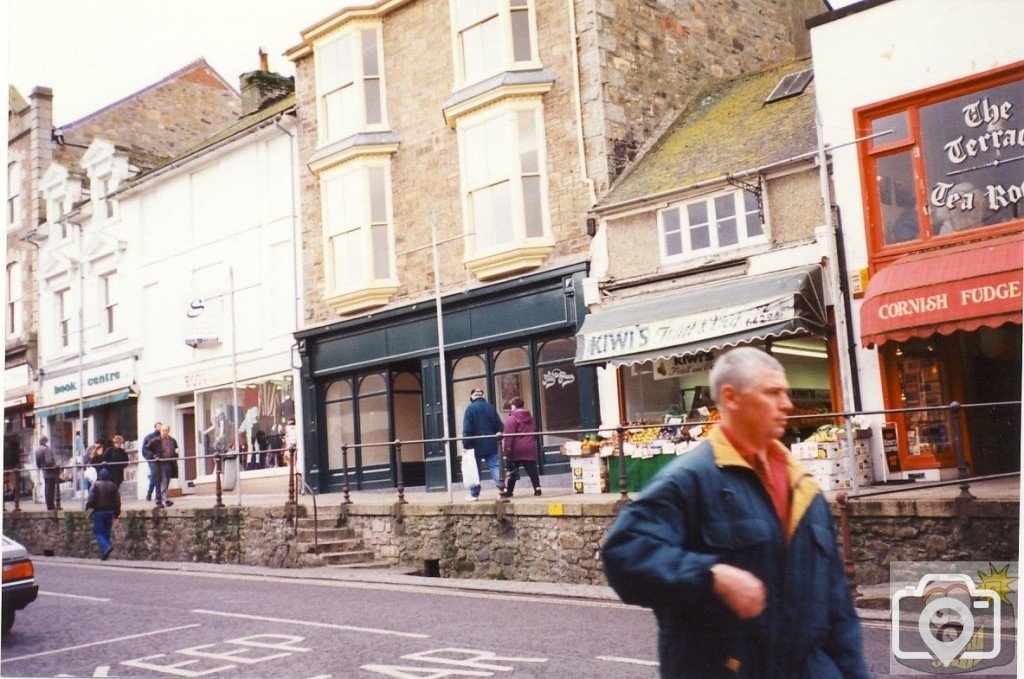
[{"left": 9, "top": 473, "right": 1018, "bottom": 622}]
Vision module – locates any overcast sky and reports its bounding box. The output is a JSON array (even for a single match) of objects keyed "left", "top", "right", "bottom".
[{"left": 6, "top": 0, "right": 351, "bottom": 125}]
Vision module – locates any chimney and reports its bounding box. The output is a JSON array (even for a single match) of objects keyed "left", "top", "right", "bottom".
[{"left": 239, "top": 49, "right": 293, "bottom": 116}]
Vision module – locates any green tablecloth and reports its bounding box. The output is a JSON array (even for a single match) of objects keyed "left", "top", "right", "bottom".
[{"left": 606, "top": 454, "right": 677, "bottom": 493}]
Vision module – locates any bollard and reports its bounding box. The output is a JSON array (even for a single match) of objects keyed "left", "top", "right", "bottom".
[
  {"left": 835, "top": 492, "right": 861, "bottom": 600},
  {"left": 615, "top": 426, "right": 629, "bottom": 505},
  {"left": 12, "top": 467, "right": 21, "bottom": 512},
  {"left": 285, "top": 445, "right": 296, "bottom": 507},
  {"left": 395, "top": 440, "right": 407, "bottom": 505},
  {"left": 214, "top": 451, "right": 224, "bottom": 508},
  {"left": 341, "top": 443, "right": 352, "bottom": 505}
]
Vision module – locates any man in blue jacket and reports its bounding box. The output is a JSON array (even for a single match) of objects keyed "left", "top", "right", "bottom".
[
  {"left": 461, "top": 387, "right": 504, "bottom": 500},
  {"left": 602, "top": 347, "right": 867, "bottom": 678}
]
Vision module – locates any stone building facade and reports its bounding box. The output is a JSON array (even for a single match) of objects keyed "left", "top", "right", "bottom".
[{"left": 284, "top": 0, "right": 816, "bottom": 493}]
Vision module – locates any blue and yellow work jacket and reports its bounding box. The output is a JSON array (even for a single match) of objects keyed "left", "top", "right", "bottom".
[{"left": 602, "top": 427, "right": 869, "bottom": 678}]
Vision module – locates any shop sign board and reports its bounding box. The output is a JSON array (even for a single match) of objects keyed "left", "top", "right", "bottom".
[
  {"left": 4, "top": 364, "right": 32, "bottom": 393},
  {"left": 38, "top": 358, "right": 135, "bottom": 407},
  {"left": 882, "top": 422, "right": 901, "bottom": 473},
  {"left": 579, "top": 296, "right": 795, "bottom": 363},
  {"left": 652, "top": 351, "right": 716, "bottom": 380}
]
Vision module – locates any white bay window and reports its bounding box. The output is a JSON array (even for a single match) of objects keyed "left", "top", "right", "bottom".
[
  {"left": 458, "top": 101, "right": 552, "bottom": 279},
  {"left": 452, "top": 0, "right": 537, "bottom": 86},
  {"left": 315, "top": 24, "right": 387, "bottom": 145},
  {"left": 321, "top": 160, "right": 397, "bottom": 314}
]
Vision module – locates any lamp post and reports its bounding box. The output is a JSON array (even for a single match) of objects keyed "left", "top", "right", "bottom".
[
  {"left": 430, "top": 218, "right": 454, "bottom": 503},
  {"left": 75, "top": 222, "right": 85, "bottom": 507}
]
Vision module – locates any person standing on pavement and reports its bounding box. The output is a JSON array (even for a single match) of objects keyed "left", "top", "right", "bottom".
[
  {"left": 502, "top": 397, "right": 541, "bottom": 497},
  {"left": 145, "top": 425, "right": 178, "bottom": 508},
  {"left": 85, "top": 467, "right": 120, "bottom": 560},
  {"left": 102, "top": 436, "right": 130, "bottom": 487},
  {"left": 601, "top": 347, "right": 868, "bottom": 678},
  {"left": 461, "top": 387, "right": 504, "bottom": 500},
  {"left": 141, "top": 422, "right": 161, "bottom": 501},
  {"left": 33, "top": 436, "right": 59, "bottom": 510}
]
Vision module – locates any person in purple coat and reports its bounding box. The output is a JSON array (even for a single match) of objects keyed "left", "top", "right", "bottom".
[{"left": 502, "top": 397, "right": 541, "bottom": 497}]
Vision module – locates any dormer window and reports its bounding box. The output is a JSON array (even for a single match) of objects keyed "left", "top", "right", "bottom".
[
  {"left": 92, "top": 175, "right": 115, "bottom": 220},
  {"left": 315, "top": 23, "right": 388, "bottom": 145},
  {"left": 451, "top": 0, "right": 538, "bottom": 87}
]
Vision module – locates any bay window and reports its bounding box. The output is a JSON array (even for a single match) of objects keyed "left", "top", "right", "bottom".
[
  {"left": 458, "top": 101, "right": 552, "bottom": 278},
  {"left": 320, "top": 159, "right": 397, "bottom": 313},
  {"left": 315, "top": 24, "right": 387, "bottom": 145},
  {"left": 6, "top": 262, "right": 21, "bottom": 337},
  {"left": 451, "top": 0, "right": 537, "bottom": 86}
]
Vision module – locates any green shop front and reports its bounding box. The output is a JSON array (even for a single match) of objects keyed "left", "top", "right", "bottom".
[{"left": 296, "top": 264, "right": 599, "bottom": 492}]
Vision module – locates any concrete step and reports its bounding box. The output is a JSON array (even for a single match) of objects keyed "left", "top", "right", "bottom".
[
  {"left": 319, "top": 549, "right": 377, "bottom": 566},
  {"left": 296, "top": 526, "right": 355, "bottom": 542},
  {"left": 299, "top": 538, "right": 365, "bottom": 555},
  {"left": 329, "top": 560, "right": 394, "bottom": 570}
]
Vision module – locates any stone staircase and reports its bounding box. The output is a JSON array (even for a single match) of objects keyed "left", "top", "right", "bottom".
[{"left": 294, "top": 517, "right": 388, "bottom": 568}]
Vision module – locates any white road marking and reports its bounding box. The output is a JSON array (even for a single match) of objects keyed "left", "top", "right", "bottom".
[
  {"left": 191, "top": 609, "right": 429, "bottom": 638},
  {"left": 41, "top": 561, "right": 634, "bottom": 610},
  {"left": 597, "top": 655, "right": 660, "bottom": 666},
  {"left": 40, "top": 591, "right": 111, "bottom": 602},
  {"left": 3, "top": 624, "right": 201, "bottom": 662}
]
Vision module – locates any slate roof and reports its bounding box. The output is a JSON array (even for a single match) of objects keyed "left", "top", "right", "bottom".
[
  {"left": 9, "top": 85, "right": 28, "bottom": 115},
  {"left": 598, "top": 58, "right": 818, "bottom": 210}
]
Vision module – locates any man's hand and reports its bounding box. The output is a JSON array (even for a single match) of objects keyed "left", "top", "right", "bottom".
[{"left": 710, "top": 563, "right": 766, "bottom": 619}]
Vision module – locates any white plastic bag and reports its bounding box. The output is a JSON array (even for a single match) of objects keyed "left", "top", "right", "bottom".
[{"left": 460, "top": 448, "right": 480, "bottom": 487}]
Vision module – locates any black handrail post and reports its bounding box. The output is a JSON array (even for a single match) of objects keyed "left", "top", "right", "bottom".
[
  {"left": 947, "top": 401, "right": 974, "bottom": 501},
  {"left": 341, "top": 443, "right": 352, "bottom": 505},
  {"left": 12, "top": 467, "right": 21, "bottom": 512},
  {"left": 54, "top": 463, "right": 62, "bottom": 512},
  {"left": 285, "top": 445, "right": 296, "bottom": 507},
  {"left": 395, "top": 440, "right": 407, "bottom": 505},
  {"left": 835, "top": 492, "right": 861, "bottom": 599},
  {"left": 497, "top": 433, "right": 508, "bottom": 502}
]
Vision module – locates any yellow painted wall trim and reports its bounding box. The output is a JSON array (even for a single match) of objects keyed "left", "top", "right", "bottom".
[
  {"left": 309, "top": 143, "right": 399, "bottom": 175},
  {"left": 443, "top": 82, "right": 553, "bottom": 128},
  {"left": 324, "top": 283, "right": 399, "bottom": 316},
  {"left": 463, "top": 243, "right": 554, "bottom": 280}
]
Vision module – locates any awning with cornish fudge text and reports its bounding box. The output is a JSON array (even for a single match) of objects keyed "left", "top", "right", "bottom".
[
  {"left": 859, "top": 232, "right": 1023, "bottom": 348},
  {"left": 575, "top": 265, "right": 826, "bottom": 367}
]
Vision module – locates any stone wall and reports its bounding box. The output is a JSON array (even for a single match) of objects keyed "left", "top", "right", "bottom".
[
  {"left": 2, "top": 506, "right": 318, "bottom": 569},
  {"left": 4, "top": 498, "right": 1016, "bottom": 588}
]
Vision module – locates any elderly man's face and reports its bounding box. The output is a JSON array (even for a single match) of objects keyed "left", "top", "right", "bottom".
[
  {"left": 727, "top": 367, "right": 793, "bottom": 442},
  {"left": 160, "top": 426, "right": 170, "bottom": 438}
]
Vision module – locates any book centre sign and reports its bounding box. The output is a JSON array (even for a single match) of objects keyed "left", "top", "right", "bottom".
[{"left": 39, "top": 358, "right": 135, "bottom": 408}]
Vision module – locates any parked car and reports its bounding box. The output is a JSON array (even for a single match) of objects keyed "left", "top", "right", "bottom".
[{"left": 2, "top": 534, "right": 38, "bottom": 633}]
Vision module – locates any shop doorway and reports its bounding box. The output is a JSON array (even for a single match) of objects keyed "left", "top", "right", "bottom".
[
  {"left": 960, "top": 325, "right": 1021, "bottom": 475},
  {"left": 179, "top": 406, "right": 196, "bottom": 493}
]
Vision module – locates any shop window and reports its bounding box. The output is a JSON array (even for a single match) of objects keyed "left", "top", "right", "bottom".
[
  {"left": 325, "top": 378, "right": 355, "bottom": 471},
  {"left": 535, "top": 338, "right": 580, "bottom": 446},
  {"left": 358, "top": 373, "right": 389, "bottom": 467},
  {"left": 6, "top": 262, "right": 21, "bottom": 338},
  {"left": 492, "top": 346, "right": 531, "bottom": 413},
  {"left": 392, "top": 372, "right": 424, "bottom": 465},
  {"left": 659, "top": 187, "right": 764, "bottom": 261},
  {"left": 890, "top": 339, "right": 952, "bottom": 462},
  {"left": 451, "top": 0, "right": 537, "bottom": 87},
  {"left": 858, "top": 66, "right": 1024, "bottom": 258},
  {"left": 458, "top": 101, "right": 552, "bottom": 279},
  {"left": 452, "top": 354, "right": 487, "bottom": 440},
  {"left": 315, "top": 24, "right": 388, "bottom": 145}
]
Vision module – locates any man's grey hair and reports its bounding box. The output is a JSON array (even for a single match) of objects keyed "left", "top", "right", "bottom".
[{"left": 709, "top": 347, "right": 785, "bottom": 405}]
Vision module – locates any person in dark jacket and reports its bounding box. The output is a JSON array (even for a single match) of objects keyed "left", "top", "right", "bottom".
[
  {"left": 102, "top": 436, "right": 130, "bottom": 487},
  {"left": 502, "top": 397, "right": 541, "bottom": 497},
  {"left": 144, "top": 425, "right": 179, "bottom": 509},
  {"left": 86, "top": 468, "right": 121, "bottom": 560},
  {"left": 141, "top": 422, "right": 161, "bottom": 501},
  {"left": 33, "top": 436, "right": 59, "bottom": 510},
  {"left": 602, "top": 348, "right": 867, "bottom": 679},
  {"left": 461, "top": 387, "right": 504, "bottom": 500}
]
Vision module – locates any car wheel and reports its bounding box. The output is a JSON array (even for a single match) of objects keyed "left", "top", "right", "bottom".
[{"left": 2, "top": 607, "right": 14, "bottom": 634}]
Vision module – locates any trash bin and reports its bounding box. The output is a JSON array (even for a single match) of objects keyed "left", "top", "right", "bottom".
[{"left": 222, "top": 454, "right": 238, "bottom": 492}]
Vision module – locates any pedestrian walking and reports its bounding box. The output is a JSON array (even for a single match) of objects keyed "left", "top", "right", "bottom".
[
  {"left": 461, "top": 387, "right": 504, "bottom": 500},
  {"left": 502, "top": 397, "right": 541, "bottom": 497},
  {"left": 144, "top": 425, "right": 179, "bottom": 508},
  {"left": 102, "top": 436, "right": 130, "bottom": 487},
  {"left": 85, "top": 468, "right": 120, "bottom": 560},
  {"left": 601, "top": 347, "right": 868, "bottom": 678},
  {"left": 33, "top": 436, "right": 59, "bottom": 510},
  {"left": 141, "top": 422, "right": 161, "bottom": 501}
]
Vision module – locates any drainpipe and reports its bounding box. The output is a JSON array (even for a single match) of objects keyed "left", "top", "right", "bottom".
[
  {"left": 814, "top": 107, "right": 860, "bottom": 414},
  {"left": 568, "top": 0, "right": 597, "bottom": 207}
]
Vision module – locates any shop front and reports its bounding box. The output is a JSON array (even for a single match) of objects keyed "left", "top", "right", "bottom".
[
  {"left": 4, "top": 364, "right": 36, "bottom": 499},
  {"left": 297, "top": 264, "right": 598, "bottom": 493},
  {"left": 855, "top": 62, "right": 1023, "bottom": 477},
  {"left": 860, "top": 234, "right": 1023, "bottom": 475},
  {"left": 35, "top": 357, "right": 139, "bottom": 474},
  {"left": 576, "top": 265, "right": 838, "bottom": 449}
]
